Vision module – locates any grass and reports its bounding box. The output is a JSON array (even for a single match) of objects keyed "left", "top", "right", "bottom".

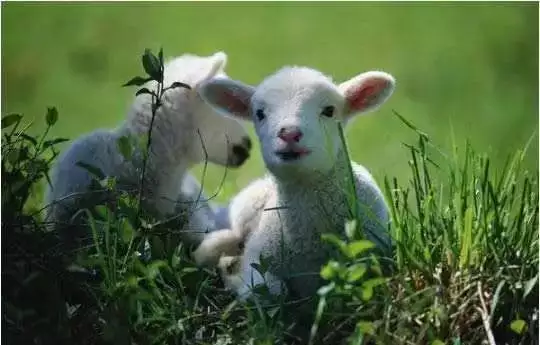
[{"left": 1, "top": 3, "right": 538, "bottom": 344}]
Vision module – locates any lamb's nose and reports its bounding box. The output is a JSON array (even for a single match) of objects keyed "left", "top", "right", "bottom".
[{"left": 278, "top": 126, "right": 303, "bottom": 143}]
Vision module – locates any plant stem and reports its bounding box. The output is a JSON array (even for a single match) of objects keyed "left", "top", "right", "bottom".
[{"left": 137, "top": 80, "right": 163, "bottom": 219}]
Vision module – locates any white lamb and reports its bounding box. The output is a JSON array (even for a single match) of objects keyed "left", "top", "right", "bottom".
[
  {"left": 44, "top": 51, "right": 252, "bottom": 247},
  {"left": 194, "top": 66, "right": 396, "bottom": 300}
]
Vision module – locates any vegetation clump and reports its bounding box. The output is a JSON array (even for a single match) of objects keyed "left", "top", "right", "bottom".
[{"left": 2, "top": 48, "right": 537, "bottom": 345}]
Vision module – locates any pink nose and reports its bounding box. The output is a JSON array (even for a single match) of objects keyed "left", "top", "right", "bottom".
[{"left": 278, "top": 127, "right": 303, "bottom": 143}]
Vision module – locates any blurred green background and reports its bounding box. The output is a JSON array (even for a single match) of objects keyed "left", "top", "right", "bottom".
[{"left": 2, "top": 2, "right": 538, "bottom": 203}]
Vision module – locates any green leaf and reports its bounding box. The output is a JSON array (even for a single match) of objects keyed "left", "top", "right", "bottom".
[
  {"left": 344, "top": 219, "right": 357, "bottom": 240},
  {"left": 459, "top": 207, "right": 473, "bottom": 268},
  {"left": 126, "top": 275, "right": 141, "bottom": 288},
  {"left": 42, "top": 138, "right": 69, "bottom": 150},
  {"left": 170, "top": 254, "right": 181, "bottom": 271},
  {"left": 317, "top": 282, "right": 335, "bottom": 296},
  {"left": 356, "top": 321, "right": 375, "bottom": 335},
  {"left": 321, "top": 233, "right": 347, "bottom": 256},
  {"left": 158, "top": 47, "right": 164, "bottom": 65},
  {"left": 137, "top": 133, "right": 150, "bottom": 158},
  {"left": 320, "top": 260, "right": 340, "bottom": 280},
  {"left": 362, "top": 277, "right": 387, "bottom": 289},
  {"left": 20, "top": 133, "right": 38, "bottom": 146},
  {"left": 7, "top": 147, "right": 28, "bottom": 165},
  {"left": 392, "top": 109, "right": 429, "bottom": 139},
  {"left": 251, "top": 256, "right": 271, "bottom": 276},
  {"left": 510, "top": 319, "right": 527, "bottom": 335},
  {"left": 361, "top": 285, "right": 373, "bottom": 301},
  {"left": 221, "top": 300, "right": 239, "bottom": 321},
  {"left": 147, "top": 260, "right": 167, "bottom": 280},
  {"left": 267, "top": 306, "right": 280, "bottom": 319},
  {"left": 138, "top": 132, "right": 149, "bottom": 149},
  {"left": 142, "top": 49, "right": 162, "bottom": 81},
  {"left": 182, "top": 267, "right": 198, "bottom": 274},
  {"left": 94, "top": 205, "right": 108, "bottom": 219},
  {"left": 523, "top": 274, "right": 538, "bottom": 299},
  {"left": 347, "top": 240, "right": 375, "bottom": 258},
  {"left": 119, "top": 217, "right": 134, "bottom": 244},
  {"left": 117, "top": 135, "right": 133, "bottom": 160},
  {"left": 252, "top": 283, "right": 271, "bottom": 296},
  {"left": 431, "top": 340, "right": 446, "bottom": 345},
  {"left": 123, "top": 76, "right": 151, "bottom": 87},
  {"left": 346, "top": 263, "right": 367, "bottom": 282},
  {"left": 258, "top": 254, "right": 271, "bottom": 274},
  {"left": 6, "top": 150, "right": 20, "bottom": 165},
  {"left": 250, "top": 262, "right": 262, "bottom": 274},
  {"left": 135, "top": 87, "right": 155, "bottom": 97},
  {"left": 2, "top": 113, "right": 22, "bottom": 129},
  {"left": 46, "top": 107, "right": 58, "bottom": 126},
  {"left": 76, "top": 161, "right": 105, "bottom": 180}
]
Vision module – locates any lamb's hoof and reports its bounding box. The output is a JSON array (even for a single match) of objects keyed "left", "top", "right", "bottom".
[
  {"left": 218, "top": 255, "right": 244, "bottom": 291},
  {"left": 218, "top": 255, "right": 241, "bottom": 275}
]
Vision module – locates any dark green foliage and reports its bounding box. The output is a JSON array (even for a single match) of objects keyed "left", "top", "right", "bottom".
[
  {"left": 45, "top": 107, "right": 58, "bottom": 126},
  {"left": 141, "top": 48, "right": 163, "bottom": 83},
  {"left": 2, "top": 110, "right": 100, "bottom": 345}
]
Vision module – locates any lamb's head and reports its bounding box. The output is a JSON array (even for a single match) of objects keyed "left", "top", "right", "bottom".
[
  {"left": 199, "top": 66, "right": 395, "bottom": 177},
  {"left": 161, "top": 52, "right": 252, "bottom": 167}
]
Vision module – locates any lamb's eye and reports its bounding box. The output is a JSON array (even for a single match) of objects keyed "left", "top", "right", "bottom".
[
  {"left": 255, "top": 109, "right": 266, "bottom": 121},
  {"left": 321, "top": 106, "right": 335, "bottom": 118}
]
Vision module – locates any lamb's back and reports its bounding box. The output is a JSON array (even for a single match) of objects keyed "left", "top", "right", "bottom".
[
  {"left": 44, "top": 129, "right": 128, "bottom": 223},
  {"left": 351, "top": 162, "right": 392, "bottom": 252}
]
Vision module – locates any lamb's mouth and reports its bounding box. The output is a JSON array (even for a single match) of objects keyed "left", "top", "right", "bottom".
[{"left": 275, "top": 148, "right": 311, "bottom": 161}]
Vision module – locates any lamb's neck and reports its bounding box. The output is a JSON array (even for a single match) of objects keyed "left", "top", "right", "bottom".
[
  {"left": 273, "top": 150, "right": 352, "bottom": 205},
  {"left": 121, "top": 93, "right": 196, "bottom": 178}
]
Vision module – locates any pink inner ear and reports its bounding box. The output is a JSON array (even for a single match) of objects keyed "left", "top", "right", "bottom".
[
  {"left": 218, "top": 90, "right": 248, "bottom": 114},
  {"left": 347, "top": 78, "right": 389, "bottom": 112}
]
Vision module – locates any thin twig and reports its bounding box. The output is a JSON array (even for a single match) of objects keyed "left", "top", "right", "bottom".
[
  {"left": 136, "top": 88, "right": 160, "bottom": 218},
  {"left": 476, "top": 281, "right": 496, "bottom": 345}
]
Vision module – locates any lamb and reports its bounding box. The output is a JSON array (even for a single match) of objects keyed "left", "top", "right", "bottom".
[
  {"left": 194, "top": 66, "right": 396, "bottom": 301},
  {"left": 44, "top": 51, "right": 252, "bottom": 248}
]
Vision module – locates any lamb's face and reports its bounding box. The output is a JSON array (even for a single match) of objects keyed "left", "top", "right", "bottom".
[
  {"left": 164, "top": 52, "right": 252, "bottom": 168},
  {"left": 199, "top": 66, "right": 396, "bottom": 177},
  {"left": 250, "top": 69, "right": 347, "bottom": 176},
  {"left": 193, "top": 80, "right": 252, "bottom": 168}
]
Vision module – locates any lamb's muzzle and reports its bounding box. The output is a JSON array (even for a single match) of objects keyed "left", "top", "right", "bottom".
[{"left": 229, "top": 136, "right": 251, "bottom": 166}]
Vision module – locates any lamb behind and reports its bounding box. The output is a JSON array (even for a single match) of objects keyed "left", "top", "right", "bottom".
[
  {"left": 197, "top": 66, "right": 395, "bottom": 300},
  {"left": 44, "top": 52, "right": 252, "bottom": 247}
]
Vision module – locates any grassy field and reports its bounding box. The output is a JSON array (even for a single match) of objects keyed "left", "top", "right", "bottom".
[
  {"left": 1, "top": 3, "right": 539, "bottom": 345},
  {"left": 2, "top": 2, "right": 538, "bottom": 202}
]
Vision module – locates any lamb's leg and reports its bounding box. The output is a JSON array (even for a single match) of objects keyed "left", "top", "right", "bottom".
[
  {"left": 192, "top": 228, "right": 243, "bottom": 267},
  {"left": 218, "top": 255, "right": 243, "bottom": 290},
  {"left": 234, "top": 252, "right": 287, "bottom": 302}
]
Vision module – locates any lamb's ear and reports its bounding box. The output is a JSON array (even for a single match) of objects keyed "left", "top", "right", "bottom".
[
  {"left": 338, "top": 71, "right": 395, "bottom": 118},
  {"left": 199, "top": 78, "right": 255, "bottom": 121},
  {"left": 199, "top": 51, "right": 228, "bottom": 84}
]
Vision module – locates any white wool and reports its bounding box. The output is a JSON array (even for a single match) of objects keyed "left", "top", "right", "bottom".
[
  {"left": 44, "top": 52, "right": 252, "bottom": 246},
  {"left": 196, "top": 66, "right": 395, "bottom": 300}
]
